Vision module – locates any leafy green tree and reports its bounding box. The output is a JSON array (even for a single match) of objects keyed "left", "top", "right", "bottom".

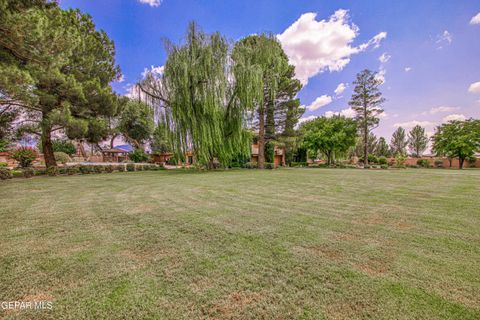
[
  {"left": 151, "top": 122, "right": 172, "bottom": 154},
  {"left": 0, "top": 2, "right": 120, "bottom": 168},
  {"left": 375, "top": 137, "right": 390, "bottom": 157},
  {"left": 390, "top": 127, "right": 408, "bottom": 156},
  {"left": 118, "top": 100, "right": 154, "bottom": 150},
  {"left": 301, "top": 116, "right": 357, "bottom": 165},
  {"left": 349, "top": 69, "right": 385, "bottom": 166},
  {"left": 0, "top": 106, "right": 19, "bottom": 151},
  {"left": 432, "top": 119, "right": 480, "bottom": 169},
  {"left": 408, "top": 125, "right": 428, "bottom": 157}
]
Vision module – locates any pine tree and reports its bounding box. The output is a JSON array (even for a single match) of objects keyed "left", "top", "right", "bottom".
[
  {"left": 375, "top": 137, "right": 390, "bottom": 157},
  {"left": 390, "top": 127, "right": 408, "bottom": 156},
  {"left": 408, "top": 125, "right": 428, "bottom": 157},
  {"left": 349, "top": 69, "right": 385, "bottom": 167}
]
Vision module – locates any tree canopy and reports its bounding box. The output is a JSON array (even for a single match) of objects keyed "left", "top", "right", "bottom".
[
  {"left": 390, "top": 127, "right": 408, "bottom": 156},
  {"left": 432, "top": 119, "right": 480, "bottom": 169},
  {"left": 408, "top": 125, "right": 428, "bottom": 157},
  {"left": 301, "top": 116, "right": 357, "bottom": 165}
]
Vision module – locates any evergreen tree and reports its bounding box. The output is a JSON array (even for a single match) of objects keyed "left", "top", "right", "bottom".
[
  {"left": 408, "top": 125, "right": 428, "bottom": 157},
  {"left": 375, "top": 137, "right": 390, "bottom": 157},
  {"left": 349, "top": 69, "right": 385, "bottom": 166},
  {"left": 118, "top": 100, "right": 154, "bottom": 150},
  {"left": 390, "top": 127, "right": 408, "bottom": 156}
]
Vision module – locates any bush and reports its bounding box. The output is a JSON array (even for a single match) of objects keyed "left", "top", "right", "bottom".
[
  {"left": 378, "top": 156, "right": 388, "bottom": 165},
  {"left": 395, "top": 164, "right": 406, "bottom": 169},
  {"left": 105, "top": 165, "right": 114, "bottom": 173},
  {"left": 93, "top": 165, "right": 105, "bottom": 173},
  {"left": 11, "top": 147, "right": 38, "bottom": 168},
  {"left": 290, "top": 162, "right": 308, "bottom": 167},
  {"left": 79, "top": 165, "right": 92, "bottom": 174},
  {"left": 367, "top": 154, "right": 378, "bottom": 164},
  {"left": 243, "top": 162, "right": 257, "bottom": 169},
  {"left": 126, "top": 163, "right": 135, "bottom": 171},
  {"left": 264, "top": 162, "right": 275, "bottom": 169},
  {"left": 166, "top": 157, "right": 177, "bottom": 166},
  {"left": 67, "top": 166, "right": 79, "bottom": 175},
  {"left": 380, "top": 164, "right": 388, "bottom": 169},
  {"left": 46, "top": 166, "right": 59, "bottom": 176},
  {"left": 434, "top": 159, "right": 444, "bottom": 168},
  {"left": 117, "top": 165, "right": 125, "bottom": 172},
  {"left": 417, "top": 159, "right": 429, "bottom": 168},
  {"left": 0, "top": 167, "right": 12, "bottom": 180},
  {"left": 54, "top": 151, "right": 71, "bottom": 164},
  {"left": 395, "top": 153, "right": 407, "bottom": 166},
  {"left": 406, "top": 164, "right": 419, "bottom": 168},
  {"left": 0, "top": 162, "right": 7, "bottom": 167},
  {"left": 129, "top": 149, "right": 150, "bottom": 163},
  {"left": 34, "top": 169, "right": 46, "bottom": 176},
  {"left": 22, "top": 167, "right": 34, "bottom": 178}
]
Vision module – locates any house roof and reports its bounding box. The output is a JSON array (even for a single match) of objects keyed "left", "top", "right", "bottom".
[
  {"left": 113, "top": 144, "right": 133, "bottom": 152},
  {"left": 102, "top": 148, "right": 128, "bottom": 154}
]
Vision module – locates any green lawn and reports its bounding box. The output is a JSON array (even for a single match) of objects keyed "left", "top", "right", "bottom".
[{"left": 0, "top": 169, "right": 479, "bottom": 319}]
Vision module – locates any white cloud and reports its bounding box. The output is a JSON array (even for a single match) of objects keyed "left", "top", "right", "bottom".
[
  {"left": 298, "top": 115, "right": 317, "bottom": 125},
  {"left": 324, "top": 107, "right": 356, "bottom": 118},
  {"left": 142, "top": 65, "right": 164, "bottom": 78},
  {"left": 393, "top": 120, "right": 435, "bottom": 129},
  {"left": 468, "top": 81, "right": 480, "bottom": 93},
  {"left": 379, "top": 52, "right": 391, "bottom": 63},
  {"left": 305, "top": 95, "right": 333, "bottom": 111},
  {"left": 428, "top": 106, "right": 459, "bottom": 114},
  {"left": 404, "top": 67, "right": 412, "bottom": 72},
  {"left": 138, "top": 0, "right": 162, "bottom": 7},
  {"left": 334, "top": 83, "right": 347, "bottom": 96},
  {"left": 470, "top": 12, "right": 480, "bottom": 25},
  {"left": 443, "top": 114, "right": 466, "bottom": 122},
  {"left": 436, "top": 30, "right": 452, "bottom": 49},
  {"left": 277, "top": 10, "right": 387, "bottom": 85}
]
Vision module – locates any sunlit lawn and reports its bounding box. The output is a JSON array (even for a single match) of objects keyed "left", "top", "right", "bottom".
[{"left": 0, "top": 168, "right": 479, "bottom": 319}]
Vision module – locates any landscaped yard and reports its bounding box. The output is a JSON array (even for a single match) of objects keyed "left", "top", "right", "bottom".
[{"left": 0, "top": 169, "right": 479, "bottom": 319}]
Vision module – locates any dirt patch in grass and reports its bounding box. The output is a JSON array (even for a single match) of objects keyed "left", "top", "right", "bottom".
[{"left": 205, "top": 291, "right": 264, "bottom": 319}]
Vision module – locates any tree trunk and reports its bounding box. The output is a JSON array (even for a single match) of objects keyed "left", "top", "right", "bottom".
[
  {"left": 459, "top": 157, "right": 464, "bottom": 169},
  {"left": 110, "top": 134, "right": 118, "bottom": 148},
  {"left": 364, "top": 126, "right": 368, "bottom": 167},
  {"left": 41, "top": 125, "right": 56, "bottom": 168},
  {"left": 258, "top": 107, "right": 265, "bottom": 169}
]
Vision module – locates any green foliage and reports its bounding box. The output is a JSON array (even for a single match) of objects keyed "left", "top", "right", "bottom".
[
  {"left": 243, "top": 162, "right": 257, "bottom": 169},
  {"left": 93, "top": 165, "right": 105, "bottom": 174},
  {"left": 432, "top": 119, "right": 480, "bottom": 169},
  {"left": 380, "top": 164, "right": 388, "bottom": 169},
  {"left": 264, "top": 162, "right": 275, "bottom": 169},
  {"left": 0, "top": 139, "right": 9, "bottom": 152},
  {"left": 117, "top": 165, "right": 125, "bottom": 172},
  {"left": 151, "top": 123, "right": 172, "bottom": 154},
  {"left": 67, "top": 166, "right": 79, "bottom": 175},
  {"left": 0, "top": 162, "right": 7, "bottom": 167},
  {"left": 118, "top": 100, "right": 154, "bottom": 148},
  {"left": 395, "top": 154, "right": 407, "bottom": 168},
  {"left": 22, "top": 167, "right": 34, "bottom": 178},
  {"left": 434, "top": 159, "right": 444, "bottom": 168},
  {"left": 126, "top": 163, "right": 135, "bottom": 172},
  {"left": 301, "top": 116, "right": 357, "bottom": 165},
  {"left": 408, "top": 125, "right": 428, "bottom": 157},
  {"left": 290, "top": 162, "right": 308, "bottom": 167},
  {"left": 264, "top": 141, "right": 275, "bottom": 163},
  {"left": 378, "top": 156, "right": 388, "bottom": 165},
  {"left": 0, "top": 167, "right": 12, "bottom": 180},
  {"left": 391, "top": 127, "right": 408, "bottom": 156},
  {"left": 367, "top": 154, "right": 378, "bottom": 164},
  {"left": 129, "top": 149, "right": 150, "bottom": 163},
  {"left": 11, "top": 147, "right": 37, "bottom": 168},
  {"left": 38, "top": 139, "right": 76, "bottom": 155},
  {"left": 79, "top": 165, "right": 92, "bottom": 174},
  {"left": 34, "top": 169, "right": 46, "bottom": 176},
  {"left": 46, "top": 166, "right": 58, "bottom": 176},
  {"left": 417, "top": 159, "right": 429, "bottom": 168},
  {"left": 105, "top": 165, "right": 114, "bottom": 173},
  {"left": 375, "top": 137, "right": 390, "bottom": 157},
  {"left": 54, "top": 151, "right": 71, "bottom": 164}
]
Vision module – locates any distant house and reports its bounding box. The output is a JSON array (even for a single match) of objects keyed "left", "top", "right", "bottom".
[
  {"left": 101, "top": 148, "right": 130, "bottom": 163},
  {"left": 250, "top": 143, "right": 285, "bottom": 168}
]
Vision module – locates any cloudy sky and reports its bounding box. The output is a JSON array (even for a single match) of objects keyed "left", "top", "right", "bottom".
[{"left": 61, "top": 0, "right": 480, "bottom": 139}]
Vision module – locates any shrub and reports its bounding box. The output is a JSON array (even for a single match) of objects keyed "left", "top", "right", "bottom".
[
  {"left": 0, "top": 167, "right": 12, "bottom": 180},
  {"left": 105, "top": 165, "right": 114, "bottom": 173},
  {"left": 126, "top": 163, "right": 135, "bottom": 171},
  {"left": 380, "top": 164, "right": 388, "bottom": 169},
  {"left": 230, "top": 161, "right": 242, "bottom": 168},
  {"left": 395, "top": 164, "right": 406, "bottom": 169},
  {"left": 378, "top": 156, "right": 388, "bottom": 165},
  {"left": 417, "top": 159, "right": 429, "bottom": 168},
  {"left": 129, "top": 149, "right": 150, "bottom": 163},
  {"left": 243, "top": 162, "right": 257, "bottom": 169},
  {"left": 367, "top": 154, "right": 378, "bottom": 164},
  {"left": 167, "top": 157, "right": 177, "bottom": 166},
  {"left": 67, "top": 166, "right": 79, "bottom": 175},
  {"left": 11, "top": 147, "right": 38, "bottom": 168},
  {"left": 54, "top": 152, "right": 71, "bottom": 164},
  {"left": 117, "top": 165, "right": 126, "bottom": 172},
  {"left": 264, "top": 162, "right": 275, "bottom": 169},
  {"left": 0, "top": 162, "right": 7, "bottom": 167},
  {"left": 22, "top": 167, "right": 34, "bottom": 178},
  {"left": 46, "top": 166, "right": 58, "bottom": 176},
  {"left": 406, "top": 164, "right": 419, "bottom": 168},
  {"left": 290, "top": 162, "right": 308, "bottom": 167},
  {"left": 434, "top": 159, "right": 444, "bottom": 168},
  {"left": 34, "top": 169, "right": 46, "bottom": 176},
  {"left": 395, "top": 153, "right": 407, "bottom": 166},
  {"left": 79, "top": 165, "right": 92, "bottom": 174},
  {"left": 93, "top": 165, "right": 105, "bottom": 173}
]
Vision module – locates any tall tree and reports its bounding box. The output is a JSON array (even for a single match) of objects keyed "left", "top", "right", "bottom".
[
  {"left": 375, "top": 137, "right": 390, "bottom": 157},
  {"left": 301, "top": 116, "right": 357, "bottom": 165},
  {"left": 349, "top": 69, "right": 385, "bottom": 167},
  {"left": 118, "top": 100, "right": 154, "bottom": 150},
  {"left": 390, "top": 127, "right": 408, "bottom": 156},
  {"left": 0, "top": 2, "right": 120, "bottom": 167},
  {"left": 151, "top": 122, "right": 172, "bottom": 154},
  {"left": 432, "top": 119, "right": 480, "bottom": 169},
  {"left": 408, "top": 125, "right": 428, "bottom": 157},
  {"left": 353, "top": 133, "right": 377, "bottom": 160}
]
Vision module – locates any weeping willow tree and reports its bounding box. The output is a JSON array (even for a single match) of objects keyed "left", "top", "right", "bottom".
[{"left": 139, "top": 22, "right": 265, "bottom": 167}]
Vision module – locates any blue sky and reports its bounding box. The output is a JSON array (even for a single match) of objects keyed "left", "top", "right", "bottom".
[{"left": 60, "top": 0, "right": 480, "bottom": 139}]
